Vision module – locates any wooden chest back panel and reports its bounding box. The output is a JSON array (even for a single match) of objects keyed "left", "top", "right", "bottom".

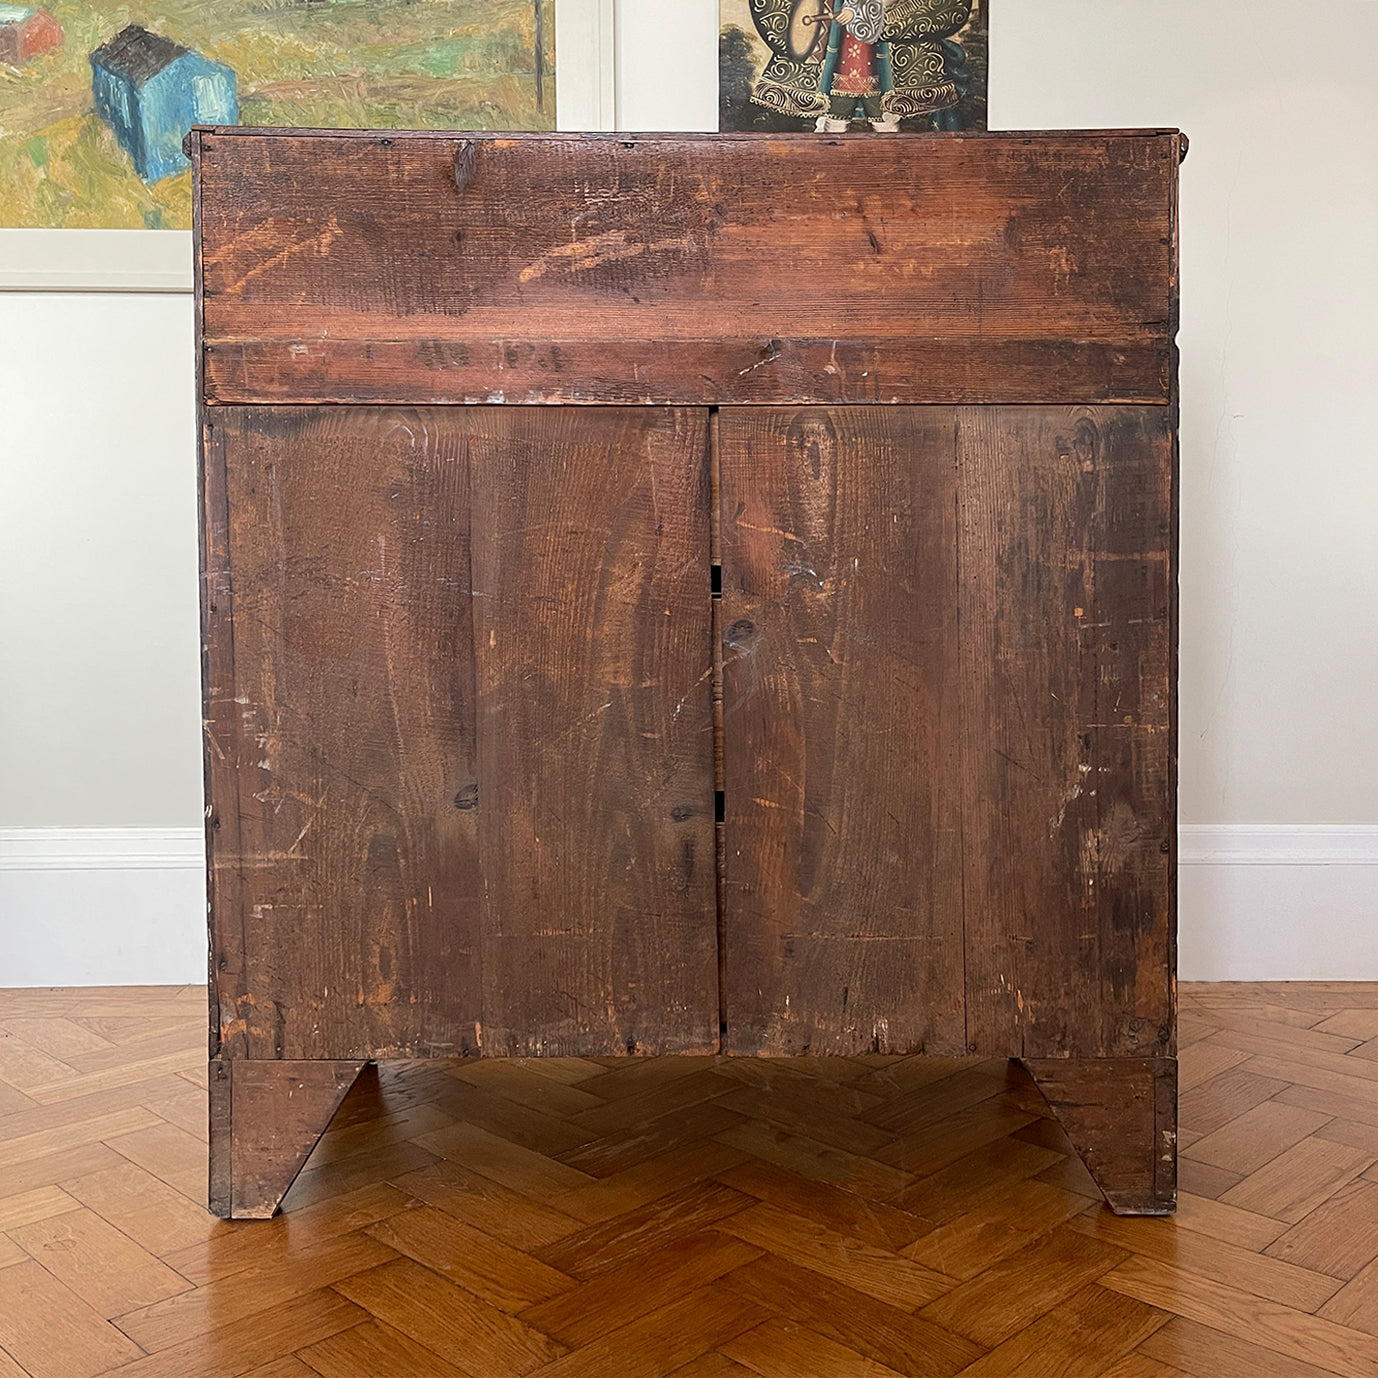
[
  {"left": 206, "top": 406, "right": 719, "bottom": 1061},
  {"left": 718, "top": 407, "right": 966, "bottom": 1057},
  {"left": 194, "top": 129, "right": 1179, "bottom": 409},
  {"left": 198, "top": 131, "right": 1177, "bottom": 1068},
  {"left": 468, "top": 407, "right": 718, "bottom": 1056},
  {"left": 958, "top": 406, "right": 1174, "bottom": 1059},
  {"left": 205, "top": 407, "right": 481, "bottom": 1061},
  {"left": 718, "top": 405, "right": 1173, "bottom": 1060}
]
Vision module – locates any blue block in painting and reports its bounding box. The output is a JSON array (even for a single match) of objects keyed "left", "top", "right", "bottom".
[{"left": 91, "top": 25, "right": 237, "bottom": 183}]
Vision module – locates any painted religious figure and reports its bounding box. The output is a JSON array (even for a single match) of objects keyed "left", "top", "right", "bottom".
[{"left": 720, "top": 0, "right": 985, "bottom": 133}]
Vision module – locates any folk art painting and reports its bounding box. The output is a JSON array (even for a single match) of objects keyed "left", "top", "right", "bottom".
[
  {"left": 720, "top": 0, "right": 986, "bottom": 133},
  {"left": 0, "top": 0, "right": 553, "bottom": 229}
]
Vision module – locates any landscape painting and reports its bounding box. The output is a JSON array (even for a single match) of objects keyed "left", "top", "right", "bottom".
[
  {"left": 720, "top": 0, "right": 985, "bottom": 134},
  {"left": 0, "top": 0, "right": 554, "bottom": 229}
]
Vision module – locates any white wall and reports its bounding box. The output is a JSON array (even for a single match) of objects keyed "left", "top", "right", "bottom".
[
  {"left": 3, "top": 0, "right": 1377, "bottom": 982},
  {"left": 0, "top": 293, "right": 203, "bottom": 828}
]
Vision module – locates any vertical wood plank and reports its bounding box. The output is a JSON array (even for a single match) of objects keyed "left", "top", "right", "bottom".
[
  {"left": 719, "top": 407, "right": 965, "bottom": 1056},
  {"left": 959, "top": 406, "right": 1173, "bottom": 1059},
  {"left": 469, "top": 407, "right": 719, "bottom": 1056},
  {"left": 208, "top": 407, "right": 481, "bottom": 1061}
]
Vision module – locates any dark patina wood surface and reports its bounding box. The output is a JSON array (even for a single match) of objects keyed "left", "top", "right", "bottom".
[
  {"left": 196, "top": 129, "right": 1180, "bottom": 1217},
  {"left": 958, "top": 406, "right": 1175, "bottom": 1061},
  {"left": 718, "top": 404, "right": 1173, "bottom": 1066},
  {"left": 195, "top": 129, "right": 1178, "bottom": 409},
  {"left": 718, "top": 406, "right": 966, "bottom": 1058},
  {"left": 204, "top": 406, "right": 718, "bottom": 1065}
]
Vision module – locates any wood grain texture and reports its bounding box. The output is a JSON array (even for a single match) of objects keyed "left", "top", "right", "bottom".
[
  {"left": 467, "top": 407, "right": 718, "bottom": 1056},
  {"left": 193, "top": 130, "right": 1180, "bottom": 407},
  {"left": 205, "top": 408, "right": 482, "bottom": 1063},
  {"left": 4, "top": 984, "right": 1378, "bottom": 1377},
  {"left": 1024, "top": 1058, "right": 1177, "bottom": 1215},
  {"left": 210, "top": 1059, "right": 365, "bottom": 1218},
  {"left": 718, "top": 407, "right": 965, "bottom": 1056},
  {"left": 718, "top": 405, "right": 1172, "bottom": 1065},
  {"left": 959, "top": 406, "right": 1174, "bottom": 1059},
  {"left": 206, "top": 407, "right": 718, "bottom": 1064}
]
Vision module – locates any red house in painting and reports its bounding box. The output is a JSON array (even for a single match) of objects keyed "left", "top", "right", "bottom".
[{"left": 0, "top": 5, "right": 62, "bottom": 66}]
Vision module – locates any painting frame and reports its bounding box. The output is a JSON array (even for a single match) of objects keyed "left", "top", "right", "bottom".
[{"left": 0, "top": 0, "right": 615, "bottom": 291}]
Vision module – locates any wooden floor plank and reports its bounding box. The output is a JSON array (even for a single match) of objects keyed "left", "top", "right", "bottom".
[
  {"left": 390, "top": 1159, "right": 586, "bottom": 1251},
  {"left": 718, "top": 1317, "right": 910, "bottom": 1378},
  {"left": 1265, "top": 1180, "right": 1378, "bottom": 1280},
  {"left": 918, "top": 1223, "right": 1129, "bottom": 1347},
  {"left": 412, "top": 1122, "right": 595, "bottom": 1200},
  {"left": 713, "top": 1157, "right": 934, "bottom": 1253},
  {"left": 62, "top": 1161, "right": 221, "bottom": 1257},
  {"left": 0, "top": 1018, "right": 116, "bottom": 1061},
  {"left": 1176, "top": 1042, "right": 1250, "bottom": 1093},
  {"left": 242, "top": 1358, "right": 321, "bottom": 1378},
  {"left": 517, "top": 1231, "right": 762, "bottom": 1350},
  {"left": 1137, "top": 1316, "right": 1348, "bottom": 1378},
  {"left": 0, "top": 1184, "right": 82, "bottom": 1232},
  {"left": 1181, "top": 1099, "right": 1332, "bottom": 1176},
  {"left": 906, "top": 1180, "right": 1091, "bottom": 1280},
  {"left": 714, "top": 1119, "right": 913, "bottom": 1199},
  {"left": 1179, "top": 1066, "right": 1290, "bottom": 1136},
  {"left": 295, "top": 1318, "right": 470, "bottom": 1378},
  {"left": 1099, "top": 1352, "right": 1193, "bottom": 1378},
  {"left": 716, "top": 1200, "right": 954, "bottom": 1309},
  {"left": 159, "top": 1182, "right": 417, "bottom": 1288},
  {"left": 717, "top": 1251, "right": 983, "bottom": 1377},
  {"left": 332, "top": 1257, "right": 565, "bottom": 1376},
  {"left": 8, "top": 1206, "right": 192, "bottom": 1317},
  {"left": 0, "top": 1259, "right": 144, "bottom": 1378},
  {"left": 537, "top": 1181, "right": 756, "bottom": 1281},
  {"left": 367, "top": 1206, "right": 576, "bottom": 1313},
  {"left": 0, "top": 1031, "right": 80, "bottom": 1091},
  {"left": 1220, "top": 1138, "right": 1375, "bottom": 1224},
  {"left": 1318, "top": 1256, "right": 1378, "bottom": 1336},
  {"left": 551, "top": 1136, "right": 750, "bottom": 1226},
  {"left": 1147, "top": 1191, "right": 1287, "bottom": 1253},
  {"left": 950, "top": 1283, "right": 1170, "bottom": 1377},
  {"left": 894, "top": 1136, "right": 1064, "bottom": 1222},
  {"left": 115, "top": 1232, "right": 398, "bottom": 1355},
  {"left": 1101, "top": 1255, "right": 1378, "bottom": 1378},
  {"left": 107, "top": 1289, "right": 366, "bottom": 1378},
  {"left": 524, "top": 1285, "right": 760, "bottom": 1378},
  {"left": 0, "top": 1108, "right": 161, "bottom": 1173},
  {"left": 666, "top": 1356, "right": 758, "bottom": 1378},
  {"left": 106, "top": 1121, "right": 208, "bottom": 1204},
  {"left": 1068, "top": 1204, "right": 1342, "bottom": 1311},
  {"left": 1314, "top": 1011, "right": 1378, "bottom": 1041}
]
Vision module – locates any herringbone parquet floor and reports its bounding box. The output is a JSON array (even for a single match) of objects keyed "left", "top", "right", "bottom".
[{"left": 0, "top": 984, "right": 1377, "bottom": 1377}]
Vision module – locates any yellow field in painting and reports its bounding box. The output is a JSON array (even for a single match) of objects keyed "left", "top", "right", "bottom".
[{"left": 0, "top": 0, "right": 553, "bottom": 228}]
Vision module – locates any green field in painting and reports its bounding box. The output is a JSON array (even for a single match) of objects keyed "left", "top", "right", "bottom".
[{"left": 0, "top": 0, "right": 553, "bottom": 228}]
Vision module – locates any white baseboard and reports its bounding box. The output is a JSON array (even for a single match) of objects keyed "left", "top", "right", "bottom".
[
  {"left": 1179, "top": 825, "right": 1378, "bottom": 981},
  {"left": 0, "top": 828, "right": 205, "bottom": 987},
  {"left": 1, "top": 825, "right": 1375, "bottom": 987}
]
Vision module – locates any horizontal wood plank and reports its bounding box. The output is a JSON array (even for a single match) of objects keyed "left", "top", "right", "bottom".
[{"left": 195, "top": 130, "right": 1179, "bottom": 407}]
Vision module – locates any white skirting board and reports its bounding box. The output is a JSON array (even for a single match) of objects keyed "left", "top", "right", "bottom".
[
  {"left": 1, "top": 826, "right": 1376, "bottom": 987},
  {"left": 1178, "top": 826, "right": 1378, "bottom": 982},
  {"left": 0, "top": 828, "right": 205, "bottom": 987}
]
